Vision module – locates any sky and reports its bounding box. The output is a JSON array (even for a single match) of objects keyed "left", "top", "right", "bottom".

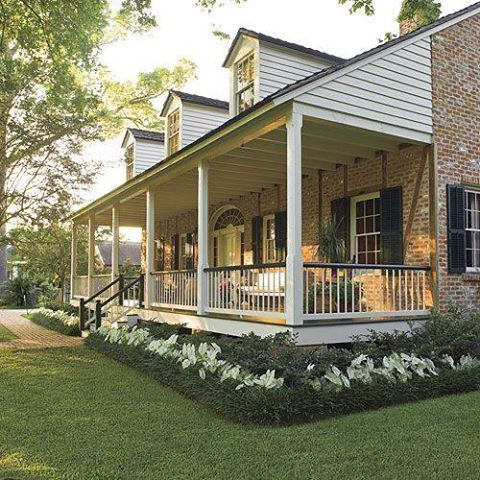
[{"left": 83, "top": 0, "right": 473, "bottom": 207}]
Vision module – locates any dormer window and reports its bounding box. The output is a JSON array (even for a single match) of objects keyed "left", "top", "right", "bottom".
[
  {"left": 167, "top": 109, "right": 180, "bottom": 155},
  {"left": 125, "top": 145, "right": 134, "bottom": 180},
  {"left": 235, "top": 52, "right": 255, "bottom": 114}
]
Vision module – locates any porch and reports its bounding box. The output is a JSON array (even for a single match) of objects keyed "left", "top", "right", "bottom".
[{"left": 70, "top": 102, "right": 436, "bottom": 343}]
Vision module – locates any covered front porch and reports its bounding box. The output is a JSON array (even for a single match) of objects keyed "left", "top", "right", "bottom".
[{"left": 71, "top": 102, "right": 436, "bottom": 344}]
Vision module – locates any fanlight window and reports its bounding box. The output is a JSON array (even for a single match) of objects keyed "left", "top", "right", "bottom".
[{"left": 214, "top": 208, "right": 244, "bottom": 230}]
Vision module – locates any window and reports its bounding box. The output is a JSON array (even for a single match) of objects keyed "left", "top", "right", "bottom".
[
  {"left": 235, "top": 52, "right": 255, "bottom": 114},
  {"left": 263, "top": 215, "right": 276, "bottom": 263},
  {"left": 125, "top": 146, "right": 135, "bottom": 180},
  {"left": 167, "top": 109, "right": 180, "bottom": 155},
  {"left": 351, "top": 193, "right": 381, "bottom": 264},
  {"left": 155, "top": 237, "right": 165, "bottom": 271},
  {"left": 179, "top": 234, "right": 194, "bottom": 270},
  {"left": 466, "top": 190, "right": 480, "bottom": 270}
]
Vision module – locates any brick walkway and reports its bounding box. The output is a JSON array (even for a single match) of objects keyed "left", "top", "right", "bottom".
[{"left": 0, "top": 310, "right": 83, "bottom": 350}]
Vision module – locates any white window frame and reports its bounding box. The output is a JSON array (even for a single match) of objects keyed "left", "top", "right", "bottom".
[
  {"left": 350, "top": 192, "right": 381, "bottom": 265},
  {"left": 263, "top": 214, "right": 276, "bottom": 264},
  {"left": 167, "top": 109, "right": 180, "bottom": 156},
  {"left": 234, "top": 51, "right": 256, "bottom": 115},
  {"left": 465, "top": 189, "right": 480, "bottom": 272}
]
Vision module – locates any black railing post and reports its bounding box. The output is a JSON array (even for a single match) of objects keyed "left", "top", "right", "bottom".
[
  {"left": 95, "top": 300, "right": 102, "bottom": 330},
  {"left": 118, "top": 274, "right": 124, "bottom": 306},
  {"left": 79, "top": 298, "right": 85, "bottom": 331},
  {"left": 139, "top": 273, "right": 145, "bottom": 308}
]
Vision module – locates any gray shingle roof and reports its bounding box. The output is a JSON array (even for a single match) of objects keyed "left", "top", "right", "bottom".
[
  {"left": 128, "top": 128, "right": 165, "bottom": 143},
  {"left": 170, "top": 91, "right": 229, "bottom": 110},
  {"left": 97, "top": 241, "right": 141, "bottom": 266},
  {"left": 223, "top": 28, "right": 346, "bottom": 67}
]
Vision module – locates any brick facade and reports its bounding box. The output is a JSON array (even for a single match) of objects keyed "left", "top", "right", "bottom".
[
  {"left": 432, "top": 13, "right": 480, "bottom": 311},
  {"left": 154, "top": 145, "right": 431, "bottom": 271}
]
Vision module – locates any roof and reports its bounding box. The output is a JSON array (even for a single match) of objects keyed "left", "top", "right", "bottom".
[
  {"left": 161, "top": 90, "right": 229, "bottom": 116},
  {"left": 268, "top": 1, "right": 480, "bottom": 102},
  {"left": 222, "top": 27, "right": 346, "bottom": 67},
  {"left": 96, "top": 241, "right": 141, "bottom": 266},
  {"left": 72, "top": 1, "right": 480, "bottom": 221},
  {"left": 122, "top": 128, "right": 164, "bottom": 148}
]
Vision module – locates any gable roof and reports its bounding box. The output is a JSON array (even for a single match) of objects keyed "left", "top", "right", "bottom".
[
  {"left": 160, "top": 90, "right": 229, "bottom": 117},
  {"left": 222, "top": 27, "right": 346, "bottom": 68},
  {"left": 122, "top": 128, "right": 164, "bottom": 148},
  {"left": 96, "top": 241, "right": 141, "bottom": 266},
  {"left": 72, "top": 2, "right": 480, "bottom": 222},
  {"left": 268, "top": 1, "right": 480, "bottom": 103}
]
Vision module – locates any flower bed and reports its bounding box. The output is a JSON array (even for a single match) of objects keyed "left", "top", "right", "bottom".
[
  {"left": 27, "top": 308, "right": 80, "bottom": 336},
  {"left": 86, "top": 311, "right": 480, "bottom": 425}
]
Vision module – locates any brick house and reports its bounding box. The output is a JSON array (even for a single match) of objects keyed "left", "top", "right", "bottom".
[{"left": 70, "top": 3, "right": 480, "bottom": 345}]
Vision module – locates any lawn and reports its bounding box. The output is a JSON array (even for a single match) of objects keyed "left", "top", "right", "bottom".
[
  {"left": 1, "top": 347, "right": 480, "bottom": 480},
  {"left": 0, "top": 323, "right": 16, "bottom": 342}
]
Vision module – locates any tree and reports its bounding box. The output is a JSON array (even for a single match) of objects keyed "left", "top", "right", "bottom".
[
  {"left": 198, "top": 0, "right": 442, "bottom": 30},
  {"left": 0, "top": 0, "right": 196, "bottom": 228}
]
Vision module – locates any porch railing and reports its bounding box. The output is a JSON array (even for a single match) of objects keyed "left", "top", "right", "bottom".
[
  {"left": 72, "top": 275, "right": 88, "bottom": 298},
  {"left": 151, "top": 270, "right": 197, "bottom": 310},
  {"left": 303, "top": 263, "right": 432, "bottom": 320},
  {"left": 204, "top": 263, "right": 286, "bottom": 318}
]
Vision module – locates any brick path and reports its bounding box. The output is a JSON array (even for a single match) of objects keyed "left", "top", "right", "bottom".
[{"left": 0, "top": 310, "right": 83, "bottom": 350}]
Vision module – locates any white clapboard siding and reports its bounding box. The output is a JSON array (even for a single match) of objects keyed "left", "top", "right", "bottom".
[
  {"left": 181, "top": 103, "right": 229, "bottom": 147},
  {"left": 135, "top": 140, "right": 165, "bottom": 175},
  {"left": 258, "top": 43, "right": 335, "bottom": 99},
  {"left": 296, "top": 37, "right": 433, "bottom": 139}
]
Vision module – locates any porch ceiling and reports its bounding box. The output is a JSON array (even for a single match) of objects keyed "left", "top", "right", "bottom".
[{"left": 84, "top": 114, "right": 420, "bottom": 226}]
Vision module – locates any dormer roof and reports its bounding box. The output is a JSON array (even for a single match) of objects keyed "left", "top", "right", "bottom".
[
  {"left": 222, "top": 27, "right": 346, "bottom": 68},
  {"left": 121, "top": 128, "right": 164, "bottom": 148},
  {"left": 160, "top": 90, "right": 229, "bottom": 117}
]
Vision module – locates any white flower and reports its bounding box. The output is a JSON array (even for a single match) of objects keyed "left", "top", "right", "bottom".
[{"left": 306, "top": 363, "right": 315, "bottom": 372}]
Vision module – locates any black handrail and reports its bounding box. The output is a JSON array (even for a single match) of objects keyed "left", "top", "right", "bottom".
[
  {"left": 204, "top": 263, "right": 286, "bottom": 273},
  {"left": 303, "top": 262, "right": 431, "bottom": 271},
  {"left": 79, "top": 275, "right": 123, "bottom": 330}
]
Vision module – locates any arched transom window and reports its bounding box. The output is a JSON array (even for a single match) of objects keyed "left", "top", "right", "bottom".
[{"left": 214, "top": 208, "right": 244, "bottom": 230}]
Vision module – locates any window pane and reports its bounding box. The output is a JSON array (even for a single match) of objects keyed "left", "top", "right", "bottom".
[
  {"left": 358, "top": 236, "right": 366, "bottom": 251},
  {"left": 367, "top": 235, "right": 376, "bottom": 251},
  {"left": 356, "top": 201, "right": 364, "bottom": 217},
  {"left": 367, "top": 252, "right": 376, "bottom": 264},
  {"left": 365, "top": 199, "right": 374, "bottom": 216},
  {"left": 365, "top": 216, "right": 374, "bottom": 233},
  {"left": 357, "top": 218, "right": 365, "bottom": 234}
]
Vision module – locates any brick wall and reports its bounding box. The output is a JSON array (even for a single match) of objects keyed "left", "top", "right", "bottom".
[
  {"left": 432, "top": 13, "right": 480, "bottom": 311},
  {"left": 154, "top": 146, "right": 430, "bottom": 270}
]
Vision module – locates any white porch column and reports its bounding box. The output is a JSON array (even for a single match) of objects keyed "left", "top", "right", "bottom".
[
  {"left": 197, "top": 160, "right": 209, "bottom": 315},
  {"left": 285, "top": 111, "right": 304, "bottom": 326},
  {"left": 145, "top": 188, "right": 155, "bottom": 308},
  {"left": 87, "top": 215, "right": 95, "bottom": 297},
  {"left": 70, "top": 222, "right": 78, "bottom": 299},
  {"left": 111, "top": 205, "right": 120, "bottom": 282}
]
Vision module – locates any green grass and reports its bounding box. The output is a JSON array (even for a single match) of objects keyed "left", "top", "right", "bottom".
[
  {"left": 1, "top": 347, "right": 480, "bottom": 480},
  {"left": 0, "top": 322, "right": 16, "bottom": 342}
]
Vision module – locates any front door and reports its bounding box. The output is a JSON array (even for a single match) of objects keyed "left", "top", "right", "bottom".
[{"left": 220, "top": 228, "right": 238, "bottom": 266}]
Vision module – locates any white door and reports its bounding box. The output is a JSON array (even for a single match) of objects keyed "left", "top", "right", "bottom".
[{"left": 220, "top": 229, "right": 238, "bottom": 266}]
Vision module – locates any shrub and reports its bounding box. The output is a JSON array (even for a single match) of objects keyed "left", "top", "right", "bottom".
[
  {"left": 42, "top": 300, "right": 78, "bottom": 316},
  {"left": 2, "top": 276, "right": 38, "bottom": 306},
  {"left": 86, "top": 323, "right": 480, "bottom": 425},
  {"left": 28, "top": 308, "right": 80, "bottom": 336}
]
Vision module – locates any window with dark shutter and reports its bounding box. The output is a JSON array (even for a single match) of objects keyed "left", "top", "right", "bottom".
[
  {"left": 380, "top": 186, "right": 403, "bottom": 265},
  {"left": 185, "top": 233, "right": 194, "bottom": 270},
  {"left": 447, "top": 184, "right": 466, "bottom": 273},
  {"left": 252, "top": 216, "right": 262, "bottom": 265},
  {"left": 274, "top": 211, "right": 287, "bottom": 262}
]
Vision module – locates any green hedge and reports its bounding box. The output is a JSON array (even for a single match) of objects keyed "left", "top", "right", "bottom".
[
  {"left": 86, "top": 332, "right": 480, "bottom": 425},
  {"left": 27, "top": 312, "right": 80, "bottom": 337}
]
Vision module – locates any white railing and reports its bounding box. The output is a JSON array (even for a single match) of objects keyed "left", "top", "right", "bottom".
[
  {"left": 152, "top": 270, "right": 197, "bottom": 310},
  {"left": 72, "top": 275, "right": 88, "bottom": 298},
  {"left": 303, "top": 263, "right": 432, "bottom": 320},
  {"left": 205, "top": 264, "right": 286, "bottom": 318},
  {"left": 92, "top": 274, "right": 113, "bottom": 299}
]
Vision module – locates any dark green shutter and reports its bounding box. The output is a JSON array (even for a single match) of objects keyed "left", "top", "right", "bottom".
[
  {"left": 274, "top": 211, "right": 287, "bottom": 261},
  {"left": 252, "top": 216, "right": 262, "bottom": 265},
  {"left": 171, "top": 234, "right": 179, "bottom": 270},
  {"left": 331, "top": 197, "right": 349, "bottom": 261},
  {"left": 447, "top": 184, "right": 466, "bottom": 273},
  {"left": 380, "top": 187, "right": 403, "bottom": 265}
]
